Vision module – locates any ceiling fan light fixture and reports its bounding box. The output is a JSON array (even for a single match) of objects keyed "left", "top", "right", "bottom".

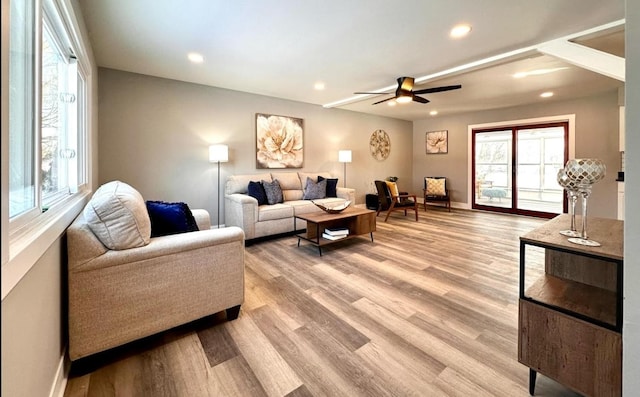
[{"left": 396, "top": 95, "right": 413, "bottom": 103}]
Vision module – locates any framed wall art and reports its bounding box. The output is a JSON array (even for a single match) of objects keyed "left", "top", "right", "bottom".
[
  {"left": 426, "top": 130, "right": 448, "bottom": 154},
  {"left": 256, "top": 113, "right": 304, "bottom": 169},
  {"left": 370, "top": 129, "right": 390, "bottom": 160}
]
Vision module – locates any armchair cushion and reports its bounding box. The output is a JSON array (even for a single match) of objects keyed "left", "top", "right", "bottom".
[
  {"left": 146, "top": 201, "right": 199, "bottom": 237},
  {"left": 426, "top": 177, "right": 446, "bottom": 196},
  {"left": 83, "top": 180, "right": 151, "bottom": 250},
  {"left": 385, "top": 181, "right": 400, "bottom": 198}
]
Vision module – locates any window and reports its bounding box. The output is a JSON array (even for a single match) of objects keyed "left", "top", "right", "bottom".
[
  {"left": 8, "top": 0, "right": 88, "bottom": 233},
  {"left": 8, "top": 0, "right": 37, "bottom": 219},
  {"left": 472, "top": 122, "right": 568, "bottom": 217}
]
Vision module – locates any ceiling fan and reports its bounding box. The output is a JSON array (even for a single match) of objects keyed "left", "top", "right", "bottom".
[{"left": 355, "top": 77, "right": 461, "bottom": 105}]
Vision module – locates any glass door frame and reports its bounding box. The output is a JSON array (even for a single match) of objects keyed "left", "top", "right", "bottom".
[{"left": 471, "top": 121, "right": 569, "bottom": 218}]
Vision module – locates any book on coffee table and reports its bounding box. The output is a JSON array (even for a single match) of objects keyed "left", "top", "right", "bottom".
[
  {"left": 324, "top": 228, "right": 349, "bottom": 236},
  {"left": 322, "top": 232, "right": 348, "bottom": 241}
]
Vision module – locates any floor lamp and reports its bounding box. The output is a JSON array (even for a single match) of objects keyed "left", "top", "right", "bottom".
[
  {"left": 209, "top": 144, "right": 229, "bottom": 228},
  {"left": 338, "top": 150, "right": 352, "bottom": 187}
]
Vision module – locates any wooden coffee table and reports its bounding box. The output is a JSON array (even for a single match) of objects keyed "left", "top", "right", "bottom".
[{"left": 295, "top": 207, "right": 376, "bottom": 255}]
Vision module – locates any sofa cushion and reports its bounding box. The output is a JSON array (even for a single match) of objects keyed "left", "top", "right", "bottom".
[
  {"left": 146, "top": 201, "right": 199, "bottom": 237},
  {"left": 283, "top": 190, "right": 303, "bottom": 201},
  {"left": 226, "top": 173, "right": 272, "bottom": 195},
  {"left": 83, "top": 180, "right": 151, "bottom": 250},
  {"left": 303, "top": 177, "right": 327, "bottom": 200},
  {"left": 262, "top": 179, "right": 284, "bottom": 205},
  {"left": 247, "top": 181, "right": 268, "bottom": 205},
  {"left": 271, "top": 172, "right": 302, "bottom": 190},
  {"left": 258, "top": 203, "right": 294, "bottom": 221},
  {"left": 318, "top": 176, "right": 338, "bottom": 197}
]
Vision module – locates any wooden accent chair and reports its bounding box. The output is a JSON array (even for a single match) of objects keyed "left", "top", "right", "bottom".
[
  {"left": 423, "top": 176, "right": 451, "bottom": 211},
  {"left": 374, "top": 180, "right": 419, "bottom": 222}
]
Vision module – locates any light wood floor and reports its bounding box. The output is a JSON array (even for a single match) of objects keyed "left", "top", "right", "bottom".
[{"left": 64, "top": 207, "right": 582, "bottom": 397}]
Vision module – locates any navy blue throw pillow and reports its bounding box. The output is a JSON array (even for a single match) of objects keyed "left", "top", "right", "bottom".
[
  {"left": 318, "top": 176, "right": 339, "bottom": 197},
  {"left": 247, "top": 181, "right": 268, "bottom": 205},
  {"left": 146, "top": 201, "right": 199, "bottom": 237}
]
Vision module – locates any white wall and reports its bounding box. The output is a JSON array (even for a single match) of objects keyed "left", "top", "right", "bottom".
[
  {"left": 623, "top": 0, "right": 640, "bottom": 393},
  {"left": 412, "top": 91, "right": 620, "bottom": 218},
  {"left": 97, "top": 68, "right": 413, "bottom": 226}
]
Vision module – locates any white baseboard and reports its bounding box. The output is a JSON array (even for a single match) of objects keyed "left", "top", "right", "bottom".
[{"left": 49, "top": 351, "right": 69, "bottom": 397}]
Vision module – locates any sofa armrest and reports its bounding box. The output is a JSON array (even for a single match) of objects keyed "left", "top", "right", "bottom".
[
  {"left": 191, "top": 209, "right": 211, "bottom": 230},
  {"left": 71, "top": 226, "right": 245, "bottom": 273},
  {"left": 225, "top": 194, "right": 258, "bottom": 239},
  {"left": 336, "top": 187, "right": 356, "bottom": 204}
]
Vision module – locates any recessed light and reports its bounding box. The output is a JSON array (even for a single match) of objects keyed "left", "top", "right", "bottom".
[
  {"left": 188, "top": 52, "right": 204, "bottom": 63},
  {"left": 387, "top": 100, "right": 397, "bottom": 107},
  {"left": 314, "top": 82, "right": 325, "bottom": 90},
  {"left": 430, "top": 110, "right": 438, "bottom": 116},
  {"left": 540, "top": 92, "right": 554, "bottom": 98},
  {"left": 450, "top": 24, "right": 472, "bottom": 38}
]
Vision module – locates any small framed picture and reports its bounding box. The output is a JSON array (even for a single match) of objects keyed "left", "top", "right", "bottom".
[{"left": 426, "top": 130, "right": 448, "bottom": 154}]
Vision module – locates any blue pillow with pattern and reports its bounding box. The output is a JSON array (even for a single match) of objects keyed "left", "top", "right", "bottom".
[
  {"left": 262, "top": 179, "right": 284, "bottom": 205},
  {"left": 303, "top": 177, "right": 327, "bottom": 200}
]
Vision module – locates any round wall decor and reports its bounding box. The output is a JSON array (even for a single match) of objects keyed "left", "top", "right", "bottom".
[{"left": 369, "top": 129, "right": 390, "bottom": 160}]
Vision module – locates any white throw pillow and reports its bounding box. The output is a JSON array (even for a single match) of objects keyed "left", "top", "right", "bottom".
[{"left": 83, "top": 181, "right": 151, "bottom": 250}]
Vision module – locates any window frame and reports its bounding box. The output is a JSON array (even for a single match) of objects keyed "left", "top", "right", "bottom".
[{"left": 2, "top": 0, "right": 92, "bottom": 299}]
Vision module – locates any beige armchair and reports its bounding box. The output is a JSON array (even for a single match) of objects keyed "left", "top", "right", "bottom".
[{"left": 67, "top": 181, "right": 245, "bottom": 360}]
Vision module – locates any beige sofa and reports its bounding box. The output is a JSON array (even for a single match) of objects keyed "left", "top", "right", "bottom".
[
  {"left": 225, "top": 171, "right": 356, "bottom": 240},
  {"left": 67, "top": 181, "right": 245, "bottom": 360}
]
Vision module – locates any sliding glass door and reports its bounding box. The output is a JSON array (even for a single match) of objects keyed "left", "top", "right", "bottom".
[{"left": 472, "top": 122, "right": 568, "bottom": 218}]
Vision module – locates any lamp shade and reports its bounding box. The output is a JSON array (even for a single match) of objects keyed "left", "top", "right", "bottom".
[
  {"left": 338, "top": 150, "right": 352, "bottom": 163},
  {"left": 209, "top": 144, "right": 229, "bottom": 163}
]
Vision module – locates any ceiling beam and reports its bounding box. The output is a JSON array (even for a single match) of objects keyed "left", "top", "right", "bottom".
[{"left": 537, "top": 39, "right": 625, "bottom": 82}]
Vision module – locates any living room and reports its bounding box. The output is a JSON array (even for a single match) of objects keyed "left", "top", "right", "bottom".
[{"left": 2, "top": 1, "right": 639, "bottom": 396}]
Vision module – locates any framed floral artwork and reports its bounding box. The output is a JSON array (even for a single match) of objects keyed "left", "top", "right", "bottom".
[
  {"left": 426, "top": 130, "right": 448, "bottom": 154},
  {"left": 256, "top": 113, "right": 304, "bottom": 168}
]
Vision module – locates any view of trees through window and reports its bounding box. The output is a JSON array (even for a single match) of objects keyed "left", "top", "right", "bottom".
[{"left": 473, "top": 123, "right": 567, "bottom": 216}]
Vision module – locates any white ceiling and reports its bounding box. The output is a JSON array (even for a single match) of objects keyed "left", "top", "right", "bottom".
[{"left": 79, "top": 0, "right": 625, "bottom": 121}]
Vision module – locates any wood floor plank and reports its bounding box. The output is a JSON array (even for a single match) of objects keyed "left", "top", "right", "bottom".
[
  {"left": 209, "top": 355, "right": 268, "bottom": 397},
  {"left": 225, "top": 313, "right": 303, "bottom": 396}
]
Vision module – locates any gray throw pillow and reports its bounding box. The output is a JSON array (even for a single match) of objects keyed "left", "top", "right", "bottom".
[
  {"left": 262, "top": 179, "right": 284, "bottom": 205},
  {"left": 303, "top": 177, "right": 327, "bottom": 200}
]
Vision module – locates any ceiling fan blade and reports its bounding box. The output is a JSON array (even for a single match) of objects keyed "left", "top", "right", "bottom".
[
  {"left": 413, "top": 84, "right": 462, "bottom": 95},
  {"left": 354, "top": 91, "right": 392, "bottom": 95},
  {"left": 412, "top": 96, "right": 430, "bottom": 104},
  {"left": 397, "top": 77, "right": 415, "bottom": 91},
  {"left": 372, "top": 97, "right": 396, "bottom": 105}
]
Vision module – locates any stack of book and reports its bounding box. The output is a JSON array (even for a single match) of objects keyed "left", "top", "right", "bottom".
[{"left": 322, "top": 227, "right": 349, "bottom": 240}]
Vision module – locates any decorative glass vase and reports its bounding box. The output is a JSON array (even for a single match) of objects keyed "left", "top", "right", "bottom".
[
  {"left": 556, "top": 169, "right": 580, "bottom": 237},
  {"left": 564, "top": 158, "right": 606, "bottom": 247}
]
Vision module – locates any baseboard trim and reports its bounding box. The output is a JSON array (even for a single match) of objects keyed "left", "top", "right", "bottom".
[{"left": 49, "top": 351, "right": 69, "bottom": 397}]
